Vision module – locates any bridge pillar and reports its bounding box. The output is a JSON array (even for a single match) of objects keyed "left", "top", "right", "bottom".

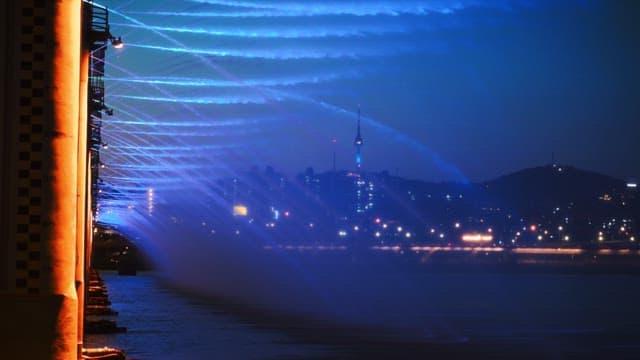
[{"left": 0, "top": 0, "right": 83, "bottom": 359}]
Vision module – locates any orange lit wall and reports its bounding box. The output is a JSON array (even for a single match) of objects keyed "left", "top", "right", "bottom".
[{"left": 0, "top": 1, "right": 83, "bottom": 359}]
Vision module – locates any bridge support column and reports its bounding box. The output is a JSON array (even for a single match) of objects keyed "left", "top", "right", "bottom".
[{"left": 0, "top": 1, "right": 83, "bottom": 359}]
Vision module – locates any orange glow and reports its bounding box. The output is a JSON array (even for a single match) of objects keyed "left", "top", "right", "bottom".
[
  {"left": 512, "top": 248, "right": 583, "bottom": 255},
  {"left": 461, "top": 233, "right": 494, "bottom": 243},
  {"left": 409, "top": 246, "right": 504, "bottom": 253},
  {"left": 233, "top": 204, "right": 248, "bottom": 216}
]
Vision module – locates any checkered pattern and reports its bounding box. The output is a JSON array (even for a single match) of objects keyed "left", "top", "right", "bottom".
[{"left": 14, "top": 0, "right": 49, "bottom": 295}]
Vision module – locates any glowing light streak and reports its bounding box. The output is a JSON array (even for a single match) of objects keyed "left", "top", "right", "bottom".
[
  {"left": 109, "top": 144, "right": 237, "bottom": 151},
  {"left": 511, "top": 248, "right": 583, "bottom": 255},
  {"left": 141, "top": 1, "right": 479, "bottom": 17},
  {"left": 111, "top": 22, "right": 410, "bottom": 39},
  {"left": 104, "top": 118, "right": 261, "bottom": 127},
  {"left": 106, "top": 128, "right": 260, "bottom": 136},
  {"left": 126, "top": 43, "right": 406, "bottom": 60},
  {"left": 461, "top": 233, "right": 494, "bottom": 243},
  {"left": 264, "top": 245, "right": 347, "bottom": 251},
  {"left": 105, "top": 71, "right": 363, "bottom": 88},
  {"left": 108, "top": 164, "right": 214, "bottom": 171},
  {"left": 111, "top": 93, "right": 281, "bottom": 105},
  {"left": 409, "top": 246, "right": 504, "bottom": 252}
]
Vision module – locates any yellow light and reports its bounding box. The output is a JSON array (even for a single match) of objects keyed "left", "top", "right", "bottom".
[
  {"left": 512, "top": 248, "right": 583, "bottom": 255},
  {"left": 461, "top": 233, "right": 493, "bottom": 243},
  {"left": 233, "top": 204, "right": 248, "bottom": 216}
]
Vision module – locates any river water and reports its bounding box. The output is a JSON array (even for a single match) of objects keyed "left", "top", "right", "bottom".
[{"left": 86, "top": 270, "right": 640, "bottom": 359}]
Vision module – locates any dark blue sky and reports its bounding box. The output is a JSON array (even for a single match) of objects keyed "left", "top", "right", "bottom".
[{"left": 102, "top": 0, "right": 640, "bottom": 183}]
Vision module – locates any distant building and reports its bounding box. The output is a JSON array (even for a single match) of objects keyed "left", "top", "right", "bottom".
[
  {"left": 350, "top": 107, "right": 375, "bottom": 214},
  {"left": 354, "top": 107, "right": 364, "bottom": 170}
]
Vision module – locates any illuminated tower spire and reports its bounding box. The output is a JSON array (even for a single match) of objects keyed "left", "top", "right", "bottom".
[{"left": 354, "top": 106, "right": 363, "bottom": 170}]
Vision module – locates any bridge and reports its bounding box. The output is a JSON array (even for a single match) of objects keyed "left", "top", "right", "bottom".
[{"left": 1, "top": 1, "right": 121, "bottom": 358}]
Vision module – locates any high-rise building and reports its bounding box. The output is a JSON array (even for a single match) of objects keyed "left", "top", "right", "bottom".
[
  {"left": 350, "top": 107, "right": 375, "bottom": 214},
  {"left": 354, "top": 107, "right": 363, "bottom": 170}
]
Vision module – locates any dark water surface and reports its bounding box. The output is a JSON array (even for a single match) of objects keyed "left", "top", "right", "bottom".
[{"left": 86, "top": 271, "right": 640, "bottom": 359}]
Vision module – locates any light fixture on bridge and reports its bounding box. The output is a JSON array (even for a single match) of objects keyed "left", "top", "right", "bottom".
[{"left": 110, "top": 36, "right": 124, "bottom": 49}]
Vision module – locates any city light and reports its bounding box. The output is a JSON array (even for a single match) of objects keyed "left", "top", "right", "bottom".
[
  {"left": 461, "top": 233, "right": 493, "bottom": 243},
  {"left": 512, "top": 248, "right": 583, "bottom": 255},
  {"left": 405, "top": 232, "right": 412, "bottom": 238},
  {"left": 147, "top": 188, "right": 154, "bottom": 215},
  {"left": 454, "top": 222, "right": 460, "bottom": 228},
  {"left": 530, "top": 225, "right": 537, "bottom": 232},
  {"left": 397, "top": 226, "right": 403, "bottom": 232},
  {"left": 338, "top": 230, "right": 347, "bottom": 237},
  {"left": 233, "top": 204, "right": 248, "bottom": 216}
]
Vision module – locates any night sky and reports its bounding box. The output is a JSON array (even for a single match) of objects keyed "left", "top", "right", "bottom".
[{"left": 101, "top": 0, "right": 640, "bottom": 184}]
